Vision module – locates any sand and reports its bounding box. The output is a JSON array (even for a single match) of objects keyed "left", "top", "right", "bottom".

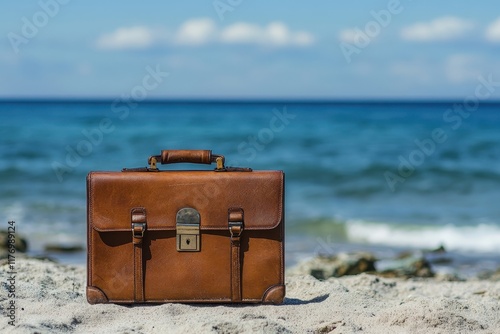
[{"left": 1, "top": 257, "right": 500, "bottom": 334}]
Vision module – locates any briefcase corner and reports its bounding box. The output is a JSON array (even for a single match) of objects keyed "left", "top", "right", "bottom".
[
  {"left": 86, "top": 286, "right": 109, "bottom": 304},
  {"left": 261, "top": 284, "right": 286, "bottom": 305}
]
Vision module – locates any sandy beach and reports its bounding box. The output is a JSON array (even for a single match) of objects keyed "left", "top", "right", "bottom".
[{"left": 1, "top": 257, "right": 499, "bottom": 334}]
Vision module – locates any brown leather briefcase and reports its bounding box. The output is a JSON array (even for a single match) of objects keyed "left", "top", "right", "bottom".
[{"left": 86, "top": 150, "right": 285, "bottom": 304}]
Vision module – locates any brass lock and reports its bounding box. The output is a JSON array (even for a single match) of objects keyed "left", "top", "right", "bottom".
[{"left": 176, "top": 208, "right": 200, "bottom": 252}]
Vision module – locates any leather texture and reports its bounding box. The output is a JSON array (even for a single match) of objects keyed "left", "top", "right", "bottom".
[
  {"left": 131, "top": 208, "right": 146, "bottom": 302},
  {"left": 262, "top": 284, "right": 286, "bottom": 304},
  {"left": 228, "top": 208, "right": 244, "bottom": 302},
  {"left": 87, "top": 164, "right": 285, "bottom": 304},
  {"left": 86, "top": 286, "right": 108, "bottom": 304},
  {"left": 160, "top": 149, "right": 212, "bottom": 164}
]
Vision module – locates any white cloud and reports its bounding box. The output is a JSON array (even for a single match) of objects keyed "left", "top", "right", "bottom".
[
  {"left": 221, "top": 23, "right": 262, "bottom": 43},
  {"left": 485, "top": 17, "right": 500, "bottom": 42},
  {"left": 96, "top": 18, "right": 314, "bottom": 50},
  {"left": 400, "top": 16, "right": 474, "bottom": 42},
  {"left": 96, "top": 26, "right": 155, "bottom": 50},
  {"left": 294, "top": 31, "right": 314, "bottom": 46},
  {"left": 175, "top": 18, "right": 216, "bottom": 45},
  {"left": 220, "top": 21, "right": 313, "bottom": 46}
]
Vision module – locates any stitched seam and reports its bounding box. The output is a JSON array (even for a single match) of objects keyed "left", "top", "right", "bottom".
[
  {"left": 106, "top": 298, "right": 263, "bottom": 303},
  {"left": 279, "top": 171, "right": 284, "bottom": 284},
  {"left": 136, "top": 245, "right": 140, "bottom": 301},
  {"left": 280, "top": 216, "right": 284, "bottom": 283},
  {"left": 237, "top": 243, "right": 241, "bottom": 300},
  {"left": 232, "top": 242, "right": 239, "bottom": 301},
  {"left": 139, "top": 247, "right": 143, "bottom": 301},
  {"left": 134, "top": 245, "right": 136, "bottom": 301},
  {"left": 229, "top": 236, "right": 233, "bottom": 301},
  {"left": 88, "top": 173, "right": 94, "bottom": 288}
]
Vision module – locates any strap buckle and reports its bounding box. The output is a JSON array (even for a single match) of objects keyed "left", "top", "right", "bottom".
[
  {"left": 132, "top": 222, "right": 146, "bottom": 238},
  {"left": 229, "top": 221, "right": 243, "bottom": 238}
]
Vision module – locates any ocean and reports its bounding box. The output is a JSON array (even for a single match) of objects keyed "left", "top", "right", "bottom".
[{"left": 1, "top": 100, "right": 499, "bottom": 276}]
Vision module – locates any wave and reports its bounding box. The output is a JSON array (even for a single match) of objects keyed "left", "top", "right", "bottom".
[
  {"left": 3, "top": 149, "right": 49, "bottom": 160},
  {"left": 291, "top": 218, "right": 500, "bottom": 254},
  {"left": 346, "top": 220, "right": 500, "bottom": 253},
  {"left": 288, "top": 162, "right": 500, "bottom": 184}
]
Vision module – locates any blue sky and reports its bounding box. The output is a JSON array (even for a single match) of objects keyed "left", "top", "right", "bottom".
[{"left": 1, "top": 0, "right": 500, "bottom": 99}]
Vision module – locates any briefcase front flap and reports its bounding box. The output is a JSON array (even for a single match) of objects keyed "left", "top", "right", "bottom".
[{"left": 88, "top": 170, "right": 283, "bottom": 232}]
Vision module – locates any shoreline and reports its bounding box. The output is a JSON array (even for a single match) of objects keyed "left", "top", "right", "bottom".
[
  {"left": 286, "top": 235, "right": 500, "bottom": 280},
  {"left": 1, "top": 256, "right": 499, "bottom": 333},
  {"left": 1, "top": 222, "right": 496, "bottom": 284},
  {"left": 22, "top": 237, "right": 500, "bottom": 281}
]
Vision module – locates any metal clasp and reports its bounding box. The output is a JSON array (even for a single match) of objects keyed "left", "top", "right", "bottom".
[
  {"left": 229, "top": 221, "right": 243, "bottom": 238},
  {"left": 215, "top": 156, "right": 225, "bottom": 170},
  {"left": 176, "top": 208, "right": 201, "bottom": 252},
  {"left": 149, "top": 156, "right": 159, "bottom": 170},
  {"left": 132, "top": 222, "right": 146, "bottom": 238}
]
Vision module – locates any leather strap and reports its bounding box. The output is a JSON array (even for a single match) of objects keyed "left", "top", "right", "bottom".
[
  {"left": 131, "top": 208, "right": 147, "bottom": 302},
  {"left": 228, "top": 208, "right": 244, "bottom": 302}
]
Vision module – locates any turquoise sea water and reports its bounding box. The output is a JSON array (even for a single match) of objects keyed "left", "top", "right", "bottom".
[{"left": 1, "top": 100, "right": 499, "bottom": 273}]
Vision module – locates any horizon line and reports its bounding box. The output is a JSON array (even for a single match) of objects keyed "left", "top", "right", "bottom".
[{"left": 2, "top": 97, "right": 500, "bottom": 104}]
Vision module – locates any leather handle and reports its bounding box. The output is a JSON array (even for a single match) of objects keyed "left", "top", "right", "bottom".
[
  {"left": 161, "top": 150, "right": 213, "bottom": 164},
  {"left": 148, "top": 150, "right": 225, "bottom": 169}
]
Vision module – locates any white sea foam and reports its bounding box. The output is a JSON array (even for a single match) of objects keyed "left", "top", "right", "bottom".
[
  {"left": 346, "top": 220, "right": 500, "bottom": 253},
  {"left": 2, "top": 202, "right": 26, "bottom": 222}
]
